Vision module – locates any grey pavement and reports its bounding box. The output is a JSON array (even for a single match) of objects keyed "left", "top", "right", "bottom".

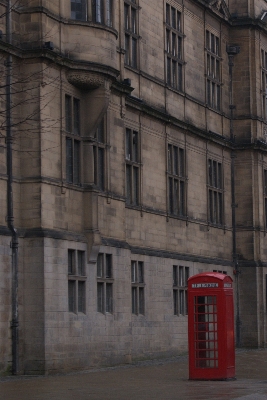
[{"left": 1, "top": 349, "right": 267, "bottom": 400}]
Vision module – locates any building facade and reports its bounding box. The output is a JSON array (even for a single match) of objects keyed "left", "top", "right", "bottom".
[{"left": 0, "top": 0, "right": 267, "bottom": 374}]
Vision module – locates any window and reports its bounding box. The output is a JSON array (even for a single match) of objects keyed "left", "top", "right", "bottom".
[
  {"left": 93, "top": 0, "right": 113, "bottom": 26},
  {"left": 125, "top": 128, "right": 140, "bottom": 205},
  {"left": 206, "top": 31, "right": 221, "bottom": 110},
  {"left": 68, "top": 249, "right": 86, "bottom": 313},
  {"left": 124, "top": 1, "right": 138, "bottom": 68},
  {"left": 65, "top": 95, "right": 81, "bottom": 184},
  {"left": 131, "top": 261, "right": 145, "bottom": 315},
  {"left": 97, "top": 253, "right": 113, "bottom": 313},
  {"left": 168, "top": 144, "right": 185, "bottom": 216},
  {"left": 208, "top": 159, "right": 223, "bottom": 225},
  {"left": 262, "top": 50, "right": 267, "bottom": 119},
  {"left": 93, "top": 118, "right": 105, "bottom": 191},
  {"left": 264, "top": 170, "right": 267, "bottom": 228},
  {"left": 173, "top": 265, "right": 189, "bottom": 315},
  {"left": 71, "top": 0, "right": 87, "bottom": 20},
  {"left": 165, "top": 3, "right": 183, "bottom": 91},
  {"left": 71, "top": 0, "right": 113, "bottom": 26}
]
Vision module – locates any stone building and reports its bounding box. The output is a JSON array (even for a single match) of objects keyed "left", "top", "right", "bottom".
[{"left": 0, "top": 0, "right": 267, "bottom": 374}]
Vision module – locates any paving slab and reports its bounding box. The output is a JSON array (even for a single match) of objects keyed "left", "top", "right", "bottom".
[{"left": 1, "top": 349, "right": 267, "bottom": 400}]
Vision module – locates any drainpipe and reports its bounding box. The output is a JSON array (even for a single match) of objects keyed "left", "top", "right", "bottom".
[
  {"left": 6, "top": 0, "right": 19, "bottom": 375},
  {"left": 226, "top": 44, "right": 240, "bottom": 347}
]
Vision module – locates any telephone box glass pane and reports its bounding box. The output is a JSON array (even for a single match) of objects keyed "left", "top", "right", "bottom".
[{"left": 194, "top": 295, "right": 218, "bottom": 368}]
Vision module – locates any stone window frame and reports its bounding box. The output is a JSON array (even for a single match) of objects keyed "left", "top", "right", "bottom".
[
  {"left": 167, "top": 143, "right": 186, "bottom": 217},
  {"left": 207, "top": 158, "right": 224, "bottom": 226},
  {"left": 124, "top": 0, "right": 139, "bottom": 69},
  {"left": 125, "top": 127, "right": 141, "bottom": 206},
  {"left": 65, "top": 94, "right": 82, "bottom": 185},
  {"left": 93, "top": 116, "right": 106, "bottom": 191},
  {"left": 206, "top": 30, "right": 221, "bottom": 111},
  {"left": 173, "top": 265, "right": 189, "bottom": 316},
  {"left": 97, "top": 253, "right": 113, "bottom": 314},
  {"left": 165, "top": 3, "right": 184, "bottom": 91},
  {"left": 70, "top": 0, "right": 113, "bottom": 27},
  {"left": 261, "top": 49, "right": 267, "bottom": 120},
  {"left": 68, "top": 249, "right": 87, "bottom": 314},
  {"left": 131, "top": 261, "right": 145, "bottom": 315}
]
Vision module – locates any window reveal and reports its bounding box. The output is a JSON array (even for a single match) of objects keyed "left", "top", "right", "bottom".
[
  {"left": 97, "top": 253, "right": 113, "bottom": 313},
  {"left": 131, "top": 261, "right": 145, "bottom": 315}
]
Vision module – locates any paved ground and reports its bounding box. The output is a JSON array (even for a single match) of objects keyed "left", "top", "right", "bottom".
[{"left": 1, "top": 349, "right": 267, "bottom": 399}]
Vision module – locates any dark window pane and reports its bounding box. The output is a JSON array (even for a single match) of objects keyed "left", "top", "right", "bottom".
[
  {"left": 73, "top": 140, "right": 80, "bottom": 184},
  {"left": 98, "top": 147, "right": 105, "bottom": 190},
  {"left": 131, "top": 8, "right": 136, "bottom": 33},
  {"left": 167, "top": 57, "right": 171, "bottom": 86},
  {"left": 126, "top": 164, "right": 131, "bottom": 204},
  {"left": 139, "top": 287, "right": 145, "bottom": 314},
  {"left": 173, "top": 265, "right": 178, "bottom": 286},
  {"left": 171, "top": 7, "right": 176, "bottom": 29},
  {"left": 78, "top": 281, "right": 85, "bottom": 313},
  {"left": 178, "top": 63, "right": 182, "bottom": 91},
  {"left": 132, "top": 287, "right": 137, "bottom": 314},
  {"left": 97, "top": 254, "right": 104, "bottom": 278},
  {"left": 106, "top": 254, "right": 112, "bottom": 278},
  {"left": 179, "top": 148, "right": 184, "bottom": 176},
  {"left": 77, "top": 251, "right": 84, "bottom": 275},
  {"left": 169, "top": 177, "right": 173, "bottom": 214},
  {"left": 106, "top": 283, "right": 113, "bottom": 313},
  {"left": 133, "top": 166, "right": 139, "bottom": 205},
  {"left": 71, "top": 0, "right": 87, "bottom": 21},
  {"left": 124, "top": 3, "right": 129, "bottom": 29},
  {"left": 68, "top": 249, "right": 75, "bottom": 274},
  {"left": 131, "top": 261, "right": 136, "bottom": 282},
  {"left": 126, "top": 128, "right": 131, "bottom": 160},
  {"left": 95, "top": 0, "right": 103, "bottom": 23},
  {"left": 178, "top": 36, "right": 182, "bottom": 59},
  {"left": 125, "top": 34, "right": 130, "bottom": 64},
  {"left": 132, "top": 131, "right": 138, "bottom": 162},
  {"left": 68, "top": 281, "right": 75, "bottom": 312},
  {"left": 73, "top": 98, "right": 80, "bottom": 135},
  {"left": 138, "top": 262, "right": 143, "bottom": 283},
  {"left": 106, "top": 0, "right": 113, "bottom": 27},
  {"left": 168, "top": 145, "right": 172, "bottom": 173},
  {"left": 66, "top": 138, "right": 73, "bottom": 183},
  {"left": 166, "top": 4, "right": 170, "bottom": 25},
  {"left": 173, "top": 179, "right": 178, "bottom": 215},
  {"left": 132, "top": 37, "right": 137, "bottom": 68},
  {"left": 173, "top": 146, "right": 178, "bottom": 175},
  {"left": 97, "top": 282, "right": 104, "bottom": 312},
  {"left": 65, "top": 95, "right": 72, "bottom": 132},
  {"left": 179, "top": 180, "right": 184, "bottom": 216},
  {"left": 173, "top": 289, "right": 178, "bottom": 315}
]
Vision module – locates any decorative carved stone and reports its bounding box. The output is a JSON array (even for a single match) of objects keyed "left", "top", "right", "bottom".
[{"left": 67, "top": 71, "right": 105, "bottom": 89}]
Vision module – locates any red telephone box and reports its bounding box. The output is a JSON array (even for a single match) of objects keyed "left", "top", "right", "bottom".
[{"left": 188, "top": 272, "right": 235, "bottom": 380}]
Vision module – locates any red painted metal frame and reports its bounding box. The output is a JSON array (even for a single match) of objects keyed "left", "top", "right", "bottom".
[{"left": 188, "top": 272, "right": 235, "bottom": 380}]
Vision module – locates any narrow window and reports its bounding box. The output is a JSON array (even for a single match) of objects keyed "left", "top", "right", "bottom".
[
  {"left": 125, "top": 128, "right": 140, "bottom": 206},
  {"left": 131, "top": 261, "right": 145, "bottom": 315},
  {"left": 208, "top": 159, "right": 223, "bottom": 225},
  {"left": 173, "top": 265, "right": 189, "bottom": 315},
  {"left": 97, "top": 253, "right": 113, "bottom": 313},
  {"left": 68, "top": 250, "right": 86, "bottom": 314},
  {"left": 165, "top": 4, "right": 183, "bottom": 91},
  {"left": 168, "top": 144, "right": 186, "bottom": 216},
  {"left": 262, "top": 50, "right": 267, "bottom": 120},
  {"left": 124, "top": 1, "right": 139, "bottom": 68},
  {"left": 206, "top": 31, "right": 221, "bottom": 110}
]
